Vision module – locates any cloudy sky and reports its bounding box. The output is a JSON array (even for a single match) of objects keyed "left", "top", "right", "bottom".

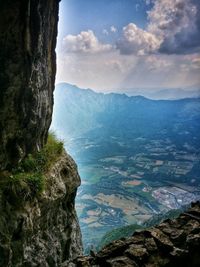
[{"left": 56, "top": 0, "right": 200, "bottom": 93}]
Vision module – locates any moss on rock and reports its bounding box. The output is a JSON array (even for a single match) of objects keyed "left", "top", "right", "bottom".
[{"left": 0, "top": 132, "right": 64, "bottom": 202}]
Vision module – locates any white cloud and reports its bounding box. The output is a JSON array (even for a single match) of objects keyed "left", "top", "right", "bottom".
[
  {"left": 56, "top": 0, "right": 200, "bottom": 91},
  {"left": 110, "top": 26, "right": 117, "bottom": 33},
  {"left": 117, "top": 23, "right": 161, "bottom": 55},
  {"left": 135, "top": 4, "right": 140, "bottom": 12},
  {"left": 191, "top": 56, "right": 200, "bottom": 69},
  {"left": 117, "top": 0, "right": 200, "bottom": 55},
  {"left": 145, "top": 55, "right": 172, "bottom": 71},
  {"left": 56, "top": 51, "right": 136, "bottom": 90},
  {"left": 118, "top": 54, "right": 200, "bottom": 90},
  {"left": 62, "top": 30, "right": 112, "bottom": 53},
  {"left": 148, "top": 0, "right": 200, "bottom": 54},
  {"left": 145, "top": 0, "right": 152, "bottom": 5},
  {"left": 56, "top": 46, "right": 200, "bottom": 92},
  {"left": 103, "top": 29, "right": 109, "bottom": 35}
]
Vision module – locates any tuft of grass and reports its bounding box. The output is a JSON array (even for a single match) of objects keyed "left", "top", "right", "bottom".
[
  {"left": 4, "top": 173, "right": 45, "bottom": 202},
  {"left": 42, "top": 132, "right": 64, "bottom": 170},
  {"left": 20, "top": 131, "right": 64, "bottom": 173},
  {"left": 0, "top": 132, "right": 64, "bottom": 203}
]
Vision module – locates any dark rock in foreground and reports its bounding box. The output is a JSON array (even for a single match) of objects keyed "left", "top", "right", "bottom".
[{"left": 70, "top": 202, "right": 200, "bottom": 267}]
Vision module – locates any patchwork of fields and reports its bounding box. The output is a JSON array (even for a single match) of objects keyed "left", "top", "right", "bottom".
[{"left": 65, "top": 135, "right": 200, "bottom": 252}]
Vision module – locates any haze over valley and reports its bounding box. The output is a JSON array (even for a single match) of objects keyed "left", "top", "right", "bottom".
[{"left": 51, "top": 83, "right": 200, "bottom": 251}]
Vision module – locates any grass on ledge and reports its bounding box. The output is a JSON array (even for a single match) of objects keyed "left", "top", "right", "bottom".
[{"left": 0, "top": 132, "right": 64, "bottom": 202}]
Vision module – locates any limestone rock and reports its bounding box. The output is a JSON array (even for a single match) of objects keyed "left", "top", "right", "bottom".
[
  {"left": 71, "top": 202, "right": 200, "bottom": 267},
  {"left": 0, "top": 151, "right": 83, "bottom": 266},
  {"left": 0, "top": 1, "right": 84, "bottom": 266},
  {"left": 0, "top": 0, "right": 60, "bottom": 169},
  {"left": 147, "top": 228, "right": 174, "bottom": 252},
  {"left": 106, "top": 256, "right": 138, "bottom": 267},
  {"left": 125, "top": 244, "right": 149, "bottom": 260}
]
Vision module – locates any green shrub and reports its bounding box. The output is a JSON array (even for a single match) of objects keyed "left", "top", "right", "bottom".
[
  {"left": 42, "top": 132, "right": 64, "bottom": 170},
  {"left": 0, "top": 132, "right": 63, "bottom": 202},
  {"left": 98, "top": 224, "right": 143, "bottom": 250},
  {"left": 6, "top": 172, "right": 45, "bottom": 202},
  {"left": 20, "top": 131, "right": 64, "bottom": 173},
  {"left": 21, "top": 154, "right": 39, "bottom": 172}
]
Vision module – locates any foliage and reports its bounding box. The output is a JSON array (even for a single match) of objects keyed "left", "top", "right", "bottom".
[
  {"left": 98, "top": 208, "right": 185, "bottom": 250},
  {"left": 98, "top": 224, "right": 143, "bottom": 250},
  {"left": 0, "top": 132, "right": 63, "bottom": 202},
  {"left": 3, "top": 172, "right": 45, "bottom": 202},
  {"left": 20, "top": 132, "right": 64, "bottom": 173}
]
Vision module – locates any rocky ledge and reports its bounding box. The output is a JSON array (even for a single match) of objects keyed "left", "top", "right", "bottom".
[
  {"left": 71, "top": 202, "right": 200, "bottom": 267},
  {"left": 0, "top": 151, "right": 82, "bottom": 267}
]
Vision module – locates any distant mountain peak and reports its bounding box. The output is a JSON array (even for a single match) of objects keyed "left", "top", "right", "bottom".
[{"left": 56, "top": 83, "right": 200, "bottom": 100}]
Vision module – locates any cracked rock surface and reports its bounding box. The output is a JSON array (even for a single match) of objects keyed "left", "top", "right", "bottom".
[
  {"left": 70, "top": 202, "right": 200, "bottom": 267},
  {"left": 0, "top": 0, "right": 60, "bottom": 169},
  {"left": 0, "top": 151, "right": 83, "bottom": 267}
]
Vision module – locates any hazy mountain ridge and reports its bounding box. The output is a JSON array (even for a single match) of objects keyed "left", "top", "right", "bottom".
[
  {"left": 52, "top": 83, "right": 200, "bottom": 140},
  {"left": 119, "top": 87, "right": 200, "bottom": 100},
  {"left": 61, "top": 83, "right": 200, "bottom": 100}
]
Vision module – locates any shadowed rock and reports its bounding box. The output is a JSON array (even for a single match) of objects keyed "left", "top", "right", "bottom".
[
  {"left": 70, "top": 202, "right": 200, "bottom": 267},
  {"left": 0, "top": 0, "right": 59, "bottom": 170}
]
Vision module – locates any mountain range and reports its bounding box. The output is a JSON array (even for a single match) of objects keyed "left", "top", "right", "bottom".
[
  {"left": 121, "top": 88, "right": 200, "bottom": 100},
  {"left": 51, "top": 83, "right": 200, "bottom": 143}
]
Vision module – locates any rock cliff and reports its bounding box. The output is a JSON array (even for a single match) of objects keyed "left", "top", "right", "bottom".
[
  {"left": 71, "top": 202, "right": 200, "bottom": 267},
  {"left": 0, "top": 0, "right": 59, "bottom": 170},
  {"left": 0, "top": 151, "right": 82, "bottom": 266},
  {"left": 0, "top": 1, "right": 83, "bottom": 266}
]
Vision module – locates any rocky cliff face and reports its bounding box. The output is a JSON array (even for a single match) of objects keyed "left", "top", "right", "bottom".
[
  {"left": 0, "top": 0, "right": 59, "bottom": 170},
  {"left": 0, "top": 151, "right": 83, "bottom": 267},
  {"left": 0, "top": 1, "right": 83, "bottom": 266},
  {"left": 71, "top": 202, "right": 200, "bottom": 267}
]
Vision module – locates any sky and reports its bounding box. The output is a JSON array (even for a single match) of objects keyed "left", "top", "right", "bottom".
[{"left": 56, "top": 0, "right": 200, "bottom": 93}]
